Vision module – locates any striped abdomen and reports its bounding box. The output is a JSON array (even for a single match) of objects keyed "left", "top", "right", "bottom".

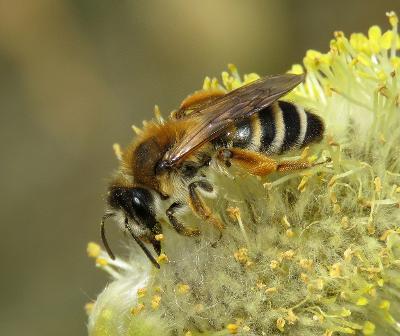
[{"left": 216, "top": 101, "right": 324, "bottom": 154}]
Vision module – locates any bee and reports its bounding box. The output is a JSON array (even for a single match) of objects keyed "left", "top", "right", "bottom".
[{"left": 101, "top": 73, "right": 324, "bottom": 268}]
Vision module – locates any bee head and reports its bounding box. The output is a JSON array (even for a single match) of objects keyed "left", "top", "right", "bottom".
[{"left": 101, "top": 186, "right": 161, "bottom": 268}]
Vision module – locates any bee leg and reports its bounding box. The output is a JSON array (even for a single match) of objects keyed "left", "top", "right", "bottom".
[
  {"left": 188, "top": 181, "right": 224, "bottom": 235},
  {"left": 218, "top": 147, "right": 314, "bottom": 176},
  {"left": 166, "top": 202, "right": 201, "bottom": 236}
]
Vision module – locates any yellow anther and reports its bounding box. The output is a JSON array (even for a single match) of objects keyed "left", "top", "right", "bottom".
[
  {"left": 131, "top": 303, "right": 145, "bottom": 315},
  {"left": 341, "top": 216, "right": 349, "bottom": 229},
  {"left": 281, "top": 215, "right": 291, "bottom": 228},
  {"left": 228, "top": 63, "right": 239, "bottom": 76},
  {"left": 234, "top": 247, "right": 250, "bottom": 265},
  {"left": 329, "top": 191, "right": 338, "bottom": 204},
  {"left": 227, "top": 323, "right": 239, "bottom": 334},
  {"left": 243, "top": 73, "right": 260, "bottom": 84},
  {"left": 151, "top": 295, "right": 161, "bottom": 310},
  {"left": 286, "top": 229, "right": 294, "bottom": 238},
  {"left": 300, "top": 273, "right": 309, "bottom": 284},
  {"left": 270, "top": 260, "right": 280, "bottom": 270},
  {"left": 256, "top": 281, "right": 266, "bottom": 289},
  {"left": 194, "top": 304, "right": 204, "bottom": 313},
  {"left": 265, "top": 287, "right": 277, "bottom": 294},
  {"left": 374, "top": 177, "right": 382, "bottom": 192},
  {"left": 329, "top": 263, "right": 342, "bottom": 277},
  {"left": 137, "top": 287, "right": 147, "bottom": 298},
  {"left": 202, "top": 76, "right": 211, "bottom": 90},
  {"left": 112, "top": 143, "right": 123, "bottom": 161},
  {"left": 84, "top": 302, "right": 95, "bottom": 315},
  {"left": 356, "top": 54, "right": 372, "bottom": 67},
  {"left": 184, "top": 331, "right": 193, "bottom": 336},
  {"left": 154, "top": 234, "right": 164, "bottom": 241},
  {"left": 344, "top": 248, "right": 353, "bottom": 262},
  {"left": 288, "top": 64, "right": 304, "bottom": 75},
  {"left": 350, "top": 33, "right": 369, "bottom": 53},
  {"left": 367, "top": 223, "right": 376, "bottom": 235},
  {"left": 87, "top": 242, "right": 101, "bottom": 258},
  {"left": 333, "top": 203, "right": 341, "bottom": 214},
  {"left": 177, "top": 283, "right": 190, "bottom": 294},
  {"left": 96, "top": 257, "right": 108, "bottom": 267},
  {"left": 381, "top": 31, "right": 394, "bottom": 49},
  {"left": 227, "top": 207, "right": 241, "bottom": 220},
  {"left": 363, "top": 321, "right": 375, "bottom": 335},
  {"left": 356, "top": 296, "right": 369, "bottom": 306},
  {"left": 157, "top": 253, "right": 169, "bottom": 264},
  {"left": 386, "top": 11, "right": 398, "bottom": 28},
  {"left": 286, "top": 309, "right": 298, "bottom": 324},
  {"left": 379, "top": 300, "right": 390, "bottom": 310},
  {"left": 368, "top": 25, "right": 382, "bottom": 41},
  {"left": 242, "top": 325, "right": 251, "bottom": 332},
  {"left": 276, "top": 318, "right": 286, "bottom": 332},
  {"left": 324, "top": 330, "right": 333, "bottom": 336},
  {"left": 281, "top": 249, "right": 295, "bottom": 260},
  {"left": 297, "top": 176, "right": 309, "bottom": 192},
  {"left": 299, "top": 258, "right": 313, "bottom": 271}
]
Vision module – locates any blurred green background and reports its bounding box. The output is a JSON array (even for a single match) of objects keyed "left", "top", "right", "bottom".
[{"left": 0, "top": 1, "right": 397, "bottom": 335}]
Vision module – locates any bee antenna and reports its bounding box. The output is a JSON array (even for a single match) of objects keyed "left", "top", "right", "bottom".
[
  {"left": 124, "top": 217, "right": 160, "bottom": 269},
  {"left": 101, "top": 212, "right": 116, "bottom": 260}
]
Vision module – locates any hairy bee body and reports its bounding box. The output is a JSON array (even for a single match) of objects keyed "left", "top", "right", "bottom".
[{"left": 102, "top": 74, "right": 325, "bottom": 268}]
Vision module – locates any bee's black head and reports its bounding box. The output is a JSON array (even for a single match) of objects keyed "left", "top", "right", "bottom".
[
  {"left": 107, "top": 186, "right": 157, "bottom": 232},
  {"left": 101, "top": 186, "right": 161, "bottom": 268}
]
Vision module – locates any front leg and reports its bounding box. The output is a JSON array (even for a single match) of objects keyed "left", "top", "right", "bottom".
[
  {"left": 166, "top": 202, "right": 201, "bottom": 236},
  {"left": 188, "top": 181, "right": 224, "bottom": 233}
]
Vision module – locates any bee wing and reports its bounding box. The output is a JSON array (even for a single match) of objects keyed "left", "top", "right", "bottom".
[{"left": 162, "top": 73, "right": 305, "bottom": 167}]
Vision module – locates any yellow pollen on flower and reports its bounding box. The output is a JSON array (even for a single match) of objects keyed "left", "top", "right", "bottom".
[
  {"left": 276, "top": 318, "right": 286, "bottom": 332},
  {"left": 226, "top": 323, "right": 239, "bottom": 334},
  {"left": 362, "top": 321, "right": 376, "bottom": 335},
  {"left": 84, "top": 302, "right": 95, "bottom": 315},
  {"left": 379, "top": 300, "right": 390, "bottom": 310},
  {"left": 87, "top": 242, "right": 101, "bottom": 258},
  {"left": 184, "top": 331, "right": 193, "bottom": 336},
  {"left": 387, "top": 11, "right": 399, "bottom": 28},
  {"left": 300, "top": 273, "right": 309, "bottom": 284},
  {"left": 281, "top": 215, "right": 291, "bottom": 228},
  {"left": 374, "top": 177, "right": 382, "bottom": 193},
  {"left": 281, "top": 249, "right": 295, "bottom": 260},
  {"left": 151, "top": 295, "right": 161, "bottom": 310},
  {"left": 329, "top": 263, "right": 342, "bottom": 277},
  {"left": 177, "top": 283, "right": 190, "bottom": 294},
  {"left": 131, "top": 303, "right": 145, "bottom": 316},
  {"left": 297, "top": 176, "right": 309, "bottom": 192},
  {"left": 156, "top": 253, "right": 169, "bottom": 264},
  {"left": 154, "top": 234, "right": 164, "bottom": 241},
  {"left": 96, "top": 257, "right": 108, "bottom": 267},
  {"left": 286, "top": 309, "right": 298, "bottom": 325},
  {"left": 242, "top": 325, "right": 251, "bottom": 332},
  {"left": 270, "top": 260, "right": 280, "bottom": 270},
  {"left": 137, "top": 287, "right": 147, "bottom": 298},
  {"left": 341, "top": 216, "right": 349, "bottom": 229},
  {"left": 286, "top": 229, "right": 294, "bottom": 238},
  {"left": 299, "top": 258, "right": 313, "bottom": 271},
  {"left": 265, "top": 287, "right": 278, "bottom": 294},
  {"left": 356, "top": 297, "right": 369, "bottom": 306},
  {"left": 227, "top": 206, "right": 241, "bottom": 220},
  {"left": 234, "top": 247, "right": 250, "bottom": 265}
]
